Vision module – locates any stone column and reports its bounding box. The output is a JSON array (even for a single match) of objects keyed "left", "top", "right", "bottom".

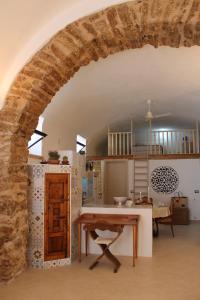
[{"left": 0, "top": 121, "right": 29, "bottom": 282}]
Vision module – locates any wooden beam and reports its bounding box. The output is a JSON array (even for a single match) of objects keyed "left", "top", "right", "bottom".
[{"left": 87, "top": 153, "right": 200, "bottom": 161}]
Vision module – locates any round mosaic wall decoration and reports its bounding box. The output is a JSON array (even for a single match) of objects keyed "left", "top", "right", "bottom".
[{"left": 151, "top": 166, "right": 179, "bottom": 194}]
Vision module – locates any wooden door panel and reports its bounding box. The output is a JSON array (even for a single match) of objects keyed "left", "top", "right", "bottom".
[
  {"left": 49, "top": 182, "right": 65, "bottom": 200},
  {"left": 48, "top": 202, "right": 67, "bottom": 232},
  {"left": 47, "top": 236, "right": 65, "bottom": 257},
  {"left": 48, "top": 178, "right": 68, "bottom": 202},
  {"left": 45, "top": 173, "right": 70, "bottom": 261}
]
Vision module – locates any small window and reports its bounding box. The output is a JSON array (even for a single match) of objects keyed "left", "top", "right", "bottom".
[
  {"left": 76, "top": 134, "right": 86, "bottom": 153},
  {"left": 28, "top": 116, "right": 44, "bottom": 156}
]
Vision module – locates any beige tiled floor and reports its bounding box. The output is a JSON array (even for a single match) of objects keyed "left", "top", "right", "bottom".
[{"left": 1, "top": 222, "right": 200, "bottom": 300}]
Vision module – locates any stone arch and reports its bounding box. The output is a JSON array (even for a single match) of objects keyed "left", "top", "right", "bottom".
[{"left": 0, "top": 0, "right": 200, "bottom": 282}]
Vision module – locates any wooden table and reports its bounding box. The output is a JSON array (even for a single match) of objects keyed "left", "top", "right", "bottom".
[
  {"left": 152, "top": 206, "right": 170, "bottom": 219},
  {"left": 74, "top": 213, "right": 139, "bottom": 267}
]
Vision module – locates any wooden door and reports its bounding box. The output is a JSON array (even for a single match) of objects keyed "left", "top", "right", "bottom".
[{"left": 45, "top": 173, "right": 70, "bottom": 261}]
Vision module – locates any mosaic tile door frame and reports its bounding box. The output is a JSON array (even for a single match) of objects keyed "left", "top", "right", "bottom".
[{"left": 28, "top": 163, "right": 78, "bottom": 269}]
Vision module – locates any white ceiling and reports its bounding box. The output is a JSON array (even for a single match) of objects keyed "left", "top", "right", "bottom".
[
  {"left": 0, "top": 0, "right": 129, "bottom": 106},
  {"left": 1, "top": 0, "right": 200, "bottom": 152},
  {"left": 43, "top": 45, "right": 200, "bottom": 145}
]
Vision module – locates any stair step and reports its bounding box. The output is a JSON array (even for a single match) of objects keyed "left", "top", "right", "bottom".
[
  {"left": 134, "top": 166, "right": 148, "bottom": 169},
  {"left": 135, "top": 185, "right": 148, "bottom": 188},
  {"left": 134, "top": 172, "right": 148, "bottom": 175},
  {"left": 134, "top": 179, "right": 148, "bottom": 182},
  {"left": 134, "top": 159, "right": 149, "bottom": 197}
]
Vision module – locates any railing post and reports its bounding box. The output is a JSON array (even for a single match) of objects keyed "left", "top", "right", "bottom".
[
  {"left": 108, "top": 126, "right": 110, "bottom": 155},
  {"left": 157, "top": 131, "right": 160, "bottom": 154},
  {"left": 127, "top": 133, "right": 130, "bottom": 155},
  {"left": 146, "top": 128, "right": 148, "bottom": 155},
  {"left": 184, "top": 129, "right": 186, "bottom": 154},
  {"left": 196, "top": 121, "right": 200, "bottom": 153},
  {"left": 162, "top": 131, "right": 164, "bottom": 154},
  {"left": 188, "top": 130, "right": 191, "bottom": 154},
  {"left": 119, "top": 133, "right": 122, "bottom": 155},
  {"left": 192, "top": 129, "right": 195, "bottom": 154},
  {"left": 170, "top": 131, "right": 173, "bottom": 154},
  {"left": 166, "top": 131, "right": 168, "bottom": 154},
  {"left": 175, "top": 131, "right": 177, "bottom": 154},
  {"left": 149, "top": 120, "right": 152, "bottom": 155},
  {"left": 131, "top": 120, "right": 133, "bottom": 155},
  {"left": 180, "top": 131, "right": 182, "bottom": 154},
  {"left": 115, "top": 133, "right": 117, "bottom": 156},
  {"left": 111, "top": 133, "right": 114, "bottom": 156}
]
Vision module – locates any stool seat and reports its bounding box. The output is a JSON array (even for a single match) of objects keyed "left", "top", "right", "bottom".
[{"left": 95, "top": 237, "right": 114, "bottom": 245}]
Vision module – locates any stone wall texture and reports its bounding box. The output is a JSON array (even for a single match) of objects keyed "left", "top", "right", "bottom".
[{"left": 0, "top": 0, "right": 200, "bottom": 282}]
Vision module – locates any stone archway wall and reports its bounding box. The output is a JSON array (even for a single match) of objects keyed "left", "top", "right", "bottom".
[{"left": 0, "top": 0, "right": 200, "bottom": 282}]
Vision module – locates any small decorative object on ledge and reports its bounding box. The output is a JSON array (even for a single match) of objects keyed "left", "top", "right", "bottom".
[
  {"left": 48, "top": 150, "right": 60, "bottom": 164},
  {"left": 62, "top": 156, "right": 69, "bottom": 165},
  {"left": 113, "top": 197, "right": 127, "bottom": 207},
  {"left": 40, "top": 160, "right": 48, "bottom": 164}
]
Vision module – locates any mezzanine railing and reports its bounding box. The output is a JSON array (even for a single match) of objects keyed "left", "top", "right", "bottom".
[
  {"left": 108, "top": 128, "right": 200, "bottom": 156},
  {"left": 147, "top": 129, "right": 199, "bottom": 155},
  {"left": 108, "top": 131, "right": 132, "bottom": 156}
]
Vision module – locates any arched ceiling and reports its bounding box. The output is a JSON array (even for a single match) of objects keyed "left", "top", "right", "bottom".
[
  {"left": 43, "top": 45, "right": 200, "bottom": 151},
  {"left": 1, "top": 0, "right": 200, "bottom": 152},
  {"left": 0, "top": 0, "right": 130, "bottom": 107}
]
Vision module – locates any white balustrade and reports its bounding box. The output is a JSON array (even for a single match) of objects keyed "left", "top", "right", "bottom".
[
  {"left": 148, "top": 129, "right": 198, "bottom": 155},
  {"left": 108, "top": 132, "right": 132, "bottom": 156},
  {"left": 108, "top": 128, "right": 199, "bottom": 156}
]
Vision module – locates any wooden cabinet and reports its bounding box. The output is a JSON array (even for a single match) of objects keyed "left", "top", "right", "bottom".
[{"left": 45, "top": 173, "right": 70, "bottom": 261}]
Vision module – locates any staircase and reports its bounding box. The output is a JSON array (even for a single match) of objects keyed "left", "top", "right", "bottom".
[{"left": 134, "top": 159, "right": 149, "bottom": 201}]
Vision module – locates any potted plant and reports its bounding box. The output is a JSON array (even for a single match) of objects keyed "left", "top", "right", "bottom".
[
  {"left": 48, "top": 151, "right": 60, "bottom": 164},
  {"left": 62, "top": 155, "right": 69, "bottom": 165}
]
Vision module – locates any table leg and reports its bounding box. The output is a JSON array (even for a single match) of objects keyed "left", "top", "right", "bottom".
[
  {"left": 153, "top": 219, "right": 159, "bottom": 237},
  {"left": 134, "top": 224, "right": 138, "bottom": 259},
  {"left": 78, "top": 223, "right": 82, "bottom": 262},
  {"left": 85, "top": 230, "right": 88, "bottom": 256},
  {"left": 132, "top": 225, "right": 135, "bottom": 267}
]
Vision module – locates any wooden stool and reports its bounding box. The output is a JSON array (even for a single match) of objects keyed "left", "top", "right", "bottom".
[{"left": 84, "top": 223, "right": 124, "bottom": 273}]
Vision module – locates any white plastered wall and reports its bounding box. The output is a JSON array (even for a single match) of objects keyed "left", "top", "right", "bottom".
[{"left": 149, "top": 159, "right": 200, "bottom": 220}]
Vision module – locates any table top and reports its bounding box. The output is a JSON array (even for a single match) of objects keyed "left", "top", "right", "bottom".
[
  {"left": 75, "top": 213, "right": 139, "bottom": 225},
  {"left": 152, "top": 206, "right": 171, "bottom": 219},
  {"left": 83, "top": 202, "right": 152, "bottom": 209}
]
